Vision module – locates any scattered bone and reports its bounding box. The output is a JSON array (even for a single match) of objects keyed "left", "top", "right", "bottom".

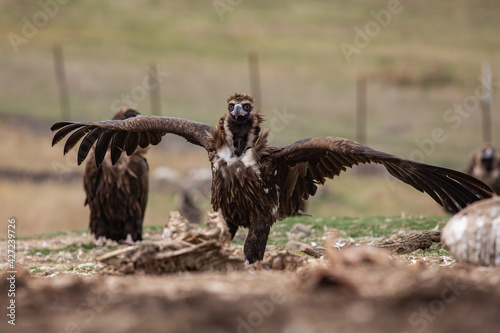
[
  {"left": 99, "top": 211, "right": 243, "bottom": 274},
  {"left": 98, "top": 211, "right": 310, "bottom": 274},
  {"left": 285, "top": 240, "right": 323, "bottom": 258},
  {"left": 375, "top": 230, "right": 442, "bottom": 254}
]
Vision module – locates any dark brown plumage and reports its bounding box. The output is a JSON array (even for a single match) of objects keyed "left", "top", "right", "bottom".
[
  {"left": 465, "top": 143, "right": 500, "bottom": 194},
  {"left": 83, "top": 108, "right": 149, "bottom": 245},
  {"left": 52, "top": 93, "right": 493, "bottom": 262}
]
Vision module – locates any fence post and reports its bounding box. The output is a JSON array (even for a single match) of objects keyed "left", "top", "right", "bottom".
[
  {"left": 356, "top": 76, "right": 367, "bottom": 145},
  {"left": 53, "top": 44, "right": 70, "bottom": 120},
  {"left": 481, "top": 63, "right": 492, "bottom": 144},
  {"left": 248, "top": 52, "right": 262, "bottom": 109},
  {"left": 148, "top": 62, "right": 161, "bottom": 115}
]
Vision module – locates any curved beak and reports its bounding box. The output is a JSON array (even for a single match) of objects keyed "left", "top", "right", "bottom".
[
  {"left": 482, "top": 148, "right": 494, "bottom": 159},
  {"left": 231, "top": 104, "right": 247, "bottom": 119}
]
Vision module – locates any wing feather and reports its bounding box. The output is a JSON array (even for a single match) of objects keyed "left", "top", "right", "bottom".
[
  {"left": 126, "top": 132, "right": 140, "bottom": 156},
  {"left": 63, "top": 126, "right": 91, "bottom": 155},
  {"left": 110, "top": 131, "right": 128, "bottom": 165},
  {"left": 52, "top": 116, "right": 214, "bottom": 167},
  {"left": 51, "top": 122, "right": 83, "bottom": 145},
  {"left": 308, "top": 163, "right": 324, "bottom": 184},
  {"left": 149, "top": 131, "right": 163, "bottom": 145},
  {"left": 78, "top": 128, "right": 101, "bottom": 165},
  {"left": 271, "top": 137, "right": 492, "bottom": 216},
  {"left": 138, "top": 131, "right": 150, "bottom": 149},
  {"left": 94, "top": 130, "right": 114, "bottom": 166},
  {"left": 326, "top": 153, "right": 348, "bottom": 173}
]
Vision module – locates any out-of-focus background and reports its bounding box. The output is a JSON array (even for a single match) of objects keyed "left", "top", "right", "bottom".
[{"left": 2, "top": 0, "right": 499, "bottom": 236}]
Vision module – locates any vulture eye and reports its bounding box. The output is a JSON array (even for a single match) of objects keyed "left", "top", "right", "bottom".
[
  {"left": 228, "top": 103, "right": 235, "bottom": 111},
  {"left": 243, "top": 103, "right": 252, "bottom": 112}
]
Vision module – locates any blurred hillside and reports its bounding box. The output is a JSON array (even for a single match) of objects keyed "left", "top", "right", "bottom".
[{"left": 1, "top": 0, "right": 500, "bottom": 234}]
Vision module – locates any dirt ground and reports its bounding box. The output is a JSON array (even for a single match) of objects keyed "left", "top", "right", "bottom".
[
  {"left": 6, "top": 113, "right": 500, "bottom": 332},
  {"left": 2, "top": 227, "right": 500, "bottom": 333}
]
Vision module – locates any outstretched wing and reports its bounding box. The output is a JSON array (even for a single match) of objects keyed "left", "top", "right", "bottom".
[
  {"left": 51, "top": 116, "right": 214, "bottom": 166},
  {"left": 270, "top": 137, "right": 493, "bottom": 216}
]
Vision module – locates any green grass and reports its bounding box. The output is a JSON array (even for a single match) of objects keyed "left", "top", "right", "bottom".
[
  {"left": 267, "top": 215, "right": 446, "bottom": 246},
  {"left": 17, "top": 230, "right": 87, "bottom": 241},
  {"left": 24, "top": 215, "right": 446, "bottom": 248},
  {"left": 394, "top": 242, "right": 452, "bottom": 265},
  {"left": 66, "top": 264, "right": 98, "bottom": 273},
  {"left": 26, "top": 248, "right": 52, "bottom": 256},
  {"left": 411, "top": 243, "right": 450, "bottom": 258},
  {"left": 29, "top": 266, "right": 45, "bottom": 274},
  {"left": 26, "top": 242, "right": 97, "bottom": 256},
  {"left": 17, "top": 215, "right": 449, "bottom": 267},
  {"left": 229, "top": 215, "right": 446, "bottom": 246},
  {"left": 144, "top": 225, "right": 168, "bottom": 233}
]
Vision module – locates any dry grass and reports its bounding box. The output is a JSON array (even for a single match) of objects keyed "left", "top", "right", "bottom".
[{"left": 1, "top": 181, "right": 86, "bottom": 237}]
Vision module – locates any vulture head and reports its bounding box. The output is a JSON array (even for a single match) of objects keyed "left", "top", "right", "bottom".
[
  {"left": 113, "top": 108, "right": 141, "bottom": 120},
  {"left": 227, "top": 93, "right": 254, "bottom": 121},
  {"left": 480, "top": 144, "right": 496, "bottom": 172}
]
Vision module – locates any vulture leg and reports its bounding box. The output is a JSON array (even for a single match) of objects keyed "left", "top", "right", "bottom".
[
  {"left": 95, "top": 235, "right": 104, "bottom": 247},
  {"left": 123, "top": 234, "right": 134, "bottom": 245},
  {"left": 91, "top": 217, "right": 109, "bottom": 246},
  {"left": 244, "top": 223, "right": 271, "bottom": 264},
  {"left": 227, "top": 222, "right": 239, "bottom": 239},
  {"left": 123, "top": 217, "right": 142, "bottom": 243}
]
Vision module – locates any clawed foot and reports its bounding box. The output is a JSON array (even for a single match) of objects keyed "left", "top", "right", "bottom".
[
  {"left": 95, "top": 236, "right": 104, "bottom": 247},
  {"left": 123, "top": 233, "right": 135, "bottom": 245}
]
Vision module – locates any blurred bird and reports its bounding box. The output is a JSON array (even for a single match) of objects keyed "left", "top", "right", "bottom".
[
  {"left": 52, "top": 93, "right": 492, "bottom": 262},
  {"left": 151, "top": 166, "right": 208, "bottom": 224},
  {"left": 83, "top": 108, "right": 148, "bottom": 245},
  {"left": 465, "top": 143, "right": 500, "bottom": 194},
  {"left": 179, "top": 189, "right": 202, "bottom": 224}
]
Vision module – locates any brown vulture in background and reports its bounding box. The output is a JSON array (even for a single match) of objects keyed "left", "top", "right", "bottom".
[
  {"left": 52, "top": 93, "right": 493, "bottom": 262},
  {"left": 83, "top": 108, "right": 148, "bottom": 245},
  {"left": 465, "top": 143, "right": 500, "bottom": 194}
]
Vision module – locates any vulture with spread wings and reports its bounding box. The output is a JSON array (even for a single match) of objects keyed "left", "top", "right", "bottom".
[
  {"left": 52, "top": 93, "right": 492, "bottom": 263},
  {"left": 83, "top": 108, "right": 148, "bottom": 245}
]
